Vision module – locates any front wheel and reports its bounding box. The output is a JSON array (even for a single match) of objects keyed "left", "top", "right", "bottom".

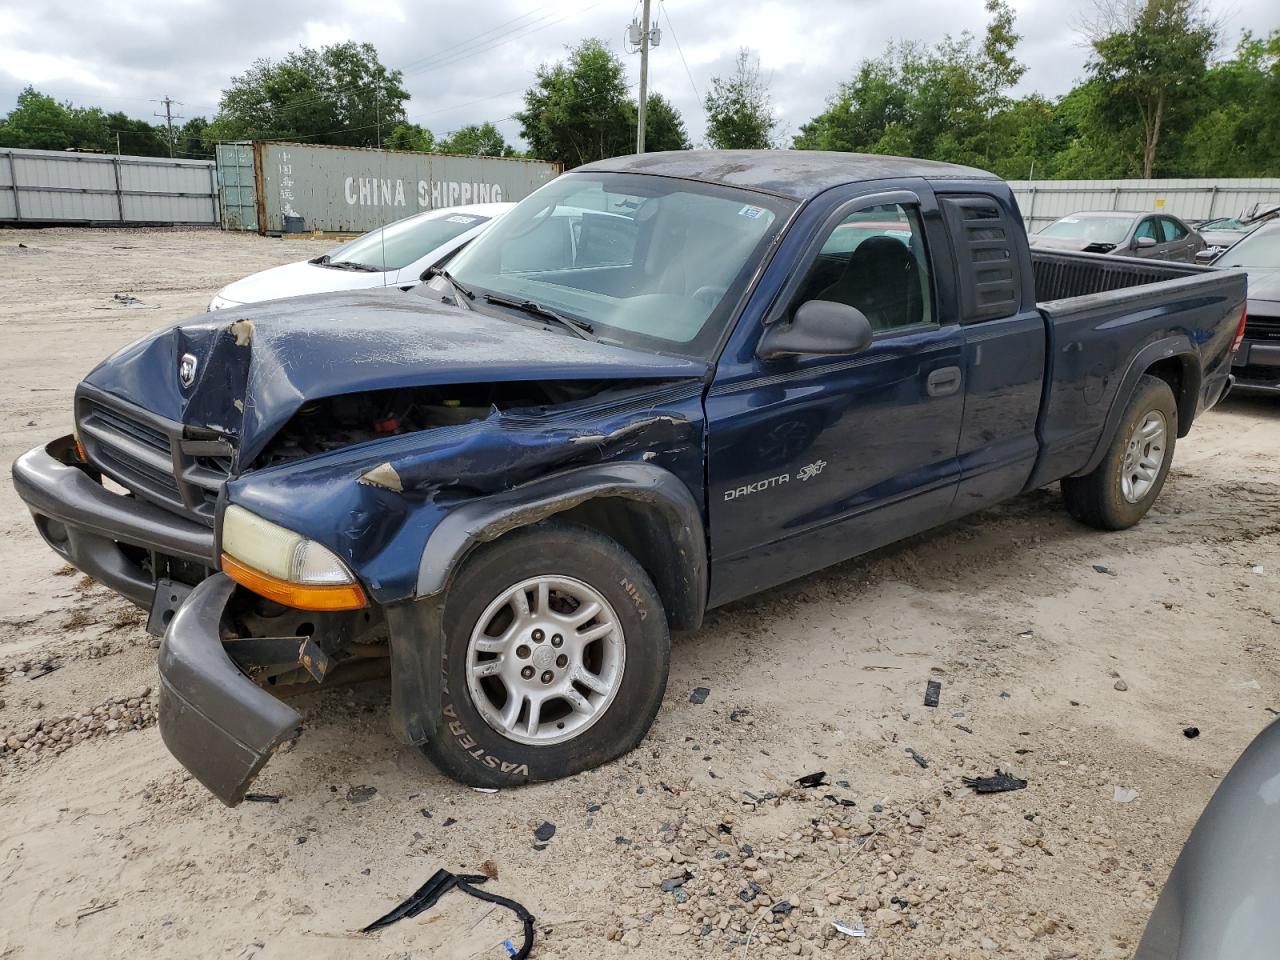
[
  {"left": 1061, "top": 374, "right": 1178, "bottom": 530},
  {"left": 420, "top": 521, "right": 671, "bottom": 788}
]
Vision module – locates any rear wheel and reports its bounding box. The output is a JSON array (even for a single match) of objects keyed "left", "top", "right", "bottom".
[
  {"left": 1061, "top": 374, "right": 1177, "bottom": 530},
  {"left": 420, "top": 522, "right": 670, "bottom": 787}
]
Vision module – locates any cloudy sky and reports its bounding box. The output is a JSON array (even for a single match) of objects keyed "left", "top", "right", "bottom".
[{"left": 1, "top": 0, "right": 1274, "bottom": 150}]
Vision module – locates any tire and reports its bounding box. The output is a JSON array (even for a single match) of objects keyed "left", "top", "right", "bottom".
[
  {"left": 1061, "top": 374, "right": 1178, "bottom": 531},
  {"left": 419, "top": 521, "right": 671, "bottom": 788}
]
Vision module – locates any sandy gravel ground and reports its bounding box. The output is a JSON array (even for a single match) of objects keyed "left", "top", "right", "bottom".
[{"left": 0, "top": 227, "right": 1277, "bottom": 960}]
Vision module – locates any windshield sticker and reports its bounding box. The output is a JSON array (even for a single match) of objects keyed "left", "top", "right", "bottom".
[
  {"left": 738, "top": 205, "right": 766, "bottom": 219},
  {"left": 445, "top": 215, "right": 478, "bottom": 224}
]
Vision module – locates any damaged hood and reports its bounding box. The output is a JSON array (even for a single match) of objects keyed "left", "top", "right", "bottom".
[{"left": 82, "top": 289, "right": 707, "bottom": 466}]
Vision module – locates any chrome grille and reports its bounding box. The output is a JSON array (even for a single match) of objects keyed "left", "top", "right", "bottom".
[{"left": 76, "top": 390, "right": 233, "bottom": 526}]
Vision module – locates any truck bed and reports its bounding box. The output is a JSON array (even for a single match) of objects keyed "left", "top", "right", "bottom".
[{"left": 1026, "top": 249, "right": 1247, "bottom": 489}]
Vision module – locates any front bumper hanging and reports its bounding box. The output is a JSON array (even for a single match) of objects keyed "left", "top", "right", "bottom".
[{"left": 157, "top": 574, "right": 303, "bottom": 806}]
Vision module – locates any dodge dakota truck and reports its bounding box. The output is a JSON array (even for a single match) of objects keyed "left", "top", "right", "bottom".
[{"left": 13, "top": 151, "right": 1248, "bottom": 806}]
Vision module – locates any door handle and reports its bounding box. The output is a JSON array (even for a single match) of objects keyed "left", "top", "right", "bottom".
[{"left": 927, "top": 366, "right": 962, "bottom": 397}]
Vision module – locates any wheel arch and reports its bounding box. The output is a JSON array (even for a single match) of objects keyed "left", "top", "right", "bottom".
[
  {"left": 1076, "top": 337, "right": 1200, "bottom": 477},
  {"left": 416, "top": 461, "right": 708, "bottom": 631}
]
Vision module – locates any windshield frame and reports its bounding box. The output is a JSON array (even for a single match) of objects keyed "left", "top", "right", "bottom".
[{"left": 435, "top": 171, "right": 798, "bottom": 361}]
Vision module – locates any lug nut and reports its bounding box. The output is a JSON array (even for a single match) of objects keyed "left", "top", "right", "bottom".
[
  {"left": 540, "top": 670, "right": 554, "bottom": 684},
  {"left": 551, "top": 633, "right": 563, "bottom": 647},
  {"left": 516, "top": 645, "right": 531, "bottom": 659},
  {"left": 532, "top": 629, "right": 544, "bottom": 643},
  {"left": 556, "top": 654, "right": 568, "bottom": 668},
  {"left": 521, "top": 666, "right": 535, "bottom": 680}
]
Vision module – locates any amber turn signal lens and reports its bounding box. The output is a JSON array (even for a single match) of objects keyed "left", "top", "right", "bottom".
[
  {"left": 221, "top": 553, "right": 367, "bottom": 611},
  {"left": 74, "top": 437, "right": 89, "bottom": 463}
]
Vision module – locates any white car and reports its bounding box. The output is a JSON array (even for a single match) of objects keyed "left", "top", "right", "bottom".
[{"left": 208, "top": 202, "right": 513, "bottom": 311}]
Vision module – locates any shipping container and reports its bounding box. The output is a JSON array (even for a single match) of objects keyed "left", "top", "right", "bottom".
[
  {"left": 1010, "top": 177, "right": 1280, "bottom": 233},
  {"left": 218, "top": 141, "right": 560, "bottom": 234},
  {"left": 0, "top": 147, "right": 219, "bottom": 226}
]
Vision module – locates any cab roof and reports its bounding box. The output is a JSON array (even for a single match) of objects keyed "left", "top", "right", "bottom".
[{"left": 576, "top": 150, "right": 1000, "bottom": 202}]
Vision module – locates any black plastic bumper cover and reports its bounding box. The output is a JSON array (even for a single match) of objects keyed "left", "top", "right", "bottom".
[
  {"left": 12, "top": 436, "right": 214, "bottom": 606},
  {"left": 157, "top": 574, "right": 302, "bottom": 806}
]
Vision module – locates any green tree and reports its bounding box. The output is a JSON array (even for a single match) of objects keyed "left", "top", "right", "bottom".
[
  {"left": 206, "top": 41, "right": 408, "bottom": 147},
  {"left": 437, "top": 122, "right": 514, "bottom": 156},
  {"left": 173, "top": 117, "right": 212, "bottom": 158},
  {"left": 793, "top": 0, "right": 1024, "bottom": 168},
  {"left": 704, "top": 48, "right": 776, "bottom": 149},
  {"left": 1180, "top": 31, "right": 1280, "bottom": 176},
  {"left": 0, "top": 87, "right": 77, "bottom": 150},
  {"left": 632, "top": 93, "right": 691, "bottom": 152},
  {"left": 517, "top": 39, "right": 634, "bottom": 168},
  {"left": 1083, "top": 0, "right": 1218, "bottom": 177},
  {"left": 385, "top": 121, "right": 436, "bottom": 152}
]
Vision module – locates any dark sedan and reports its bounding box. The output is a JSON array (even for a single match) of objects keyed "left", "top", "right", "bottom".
[
  {"left": 1216, "top": 221, "right": 1280, "bottom": 393},
  {"left": 1031, "top": 211, "right": 1205, "bottom": 262}
]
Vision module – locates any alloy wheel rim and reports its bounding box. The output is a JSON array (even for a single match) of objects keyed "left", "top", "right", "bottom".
[
  {"left": 465, "top": 575, "right": 625, "bottom": 746},
  {"left": 1120, "top": 410, "right": 1167, "bottom": 503}
]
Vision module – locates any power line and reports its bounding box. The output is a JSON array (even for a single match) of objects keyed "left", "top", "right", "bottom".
[{"left": 661, "top": 0, "right": 701, "bottom": 101}]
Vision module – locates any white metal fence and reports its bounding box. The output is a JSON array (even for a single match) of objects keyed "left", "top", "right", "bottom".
[
  {"left": 0, "top": 147, "right": 219, "bottom": 226},
  {"left": 1010, "top": 178, "right": 1280, "bottom": 233}
]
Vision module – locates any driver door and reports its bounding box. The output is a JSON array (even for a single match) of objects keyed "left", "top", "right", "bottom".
[{"left": 705, "top": 189, "right": 965, "bottom": 604}]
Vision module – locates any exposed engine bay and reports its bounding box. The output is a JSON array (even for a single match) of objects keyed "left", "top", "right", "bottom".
[{"left": 252, "top": 380, "right": 632, "bottom": 470}]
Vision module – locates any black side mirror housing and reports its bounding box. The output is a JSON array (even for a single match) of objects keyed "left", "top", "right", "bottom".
[{"left": 757, "top": 300, "right": 875, "bottom": 360}]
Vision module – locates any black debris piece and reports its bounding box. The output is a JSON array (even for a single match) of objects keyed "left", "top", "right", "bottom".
[
  {"left": 1092, "top": 564, "right": 1116, "bottom": 576},
  {"left": 346, "top": 785, "right": 377, "bottom": 804},
  {"left": 533, "top": 821, "right": 556, "bottom": 842},
  {"left": 714, "top": 850, "right": 729, "bottom": 860},
  {"left": 420, "top": 809, "right": 432, "bottom": 818},
  {"left": 738, "top": 880, "right": 763, "bottom": 903},
  {"left": 361, "top": 867, "right": 536, "bottom": 959},
  {"left": 955, "top": 724, "right": 974, "bottom": 734},
  {"left": 615, "top": 836, "right": 631, "bottom": 845},
  {"left": 729, "top": 709, "right": 748, "bottom": 722},
  {"left": 740, "top": 844, "right": 754, "bottom": 857},
  {"left": 441, "top": 817, "right": 457, "bottom": 827},
  {"left": 824, "top": 794, "right": 857, "bottom": 807},
  {"left": 962, "top": 770, "right": 1028, "bottom": 794},
  {"left": 661, "top": 871, "right": 693, "bottom": 892},
  {"left": 689, "top": 687, "right": 711, "bottom": 705},
  {"left": 837, "top": 779, "right": 850, "bottom": 788},
  {"left": 872, "top": 804, "right": 883, "bottom": 813},
  {"left": 771, "top": 901, "right": 794, "bottom": 916},
  {"left": 295, "top": 836, "right": 307, "bottom": 845},
  {"left": 243, "top": 793, "right": 280, "bottom": 804},
  {"left": 1183, "top": 726, "right": 1200, "bottom": 739},
  {"left": 906, "top": 748, "right": 929, "bottom": 769},
  {"left": 794, "top": 771, "right": 828, "bottom": 789},
  {"left": 718, "top": 823, "right": 733, "bottom": 835},
  {"left": 924, "top": 679, "right": 942, "bottom": 708},
  {"left": 586, "top": 803, "right": 601, "bottom": 813},
  {"left": 532, "top": 843, "right": 547, "bottom": 851}
]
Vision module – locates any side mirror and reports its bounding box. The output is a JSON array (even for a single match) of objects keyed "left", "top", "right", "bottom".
[
  {"left": 1195, "top": 248, "right": 1218, "bottom": 264},
  {"left": 1135, "top": 236, "right": 1158, "bottom": 249},
  {"left": 758, "top": 300, "right": 874, "bottom": 360}
]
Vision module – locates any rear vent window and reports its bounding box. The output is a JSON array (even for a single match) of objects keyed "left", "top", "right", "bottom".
[{"left": 942, "top": 196, "right": 1021, "bottom": 322}]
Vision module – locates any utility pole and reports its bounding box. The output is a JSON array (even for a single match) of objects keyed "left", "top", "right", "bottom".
[
  {"left": 628, "top": 1, "right": 661, "bottom": 154},
  {"left": 153, "top": 96, "right": 183, "bottom": 158},
  {"left": 376, "top": 89, "right": 382, "bottom": 149}
]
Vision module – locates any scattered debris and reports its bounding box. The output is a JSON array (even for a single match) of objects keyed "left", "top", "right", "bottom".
[
  {"left": 906, "top": 748, "right": 929, "bottom": 769},
  {"left": 923, "top": 679, "right": 941, "bottom": 708},
  {"left": 955, "top": 724, "right": 974, "bottom": 734},
  {"left": 661, "top": 870, "right": 692, "bottom": 892},
  {"left": 729, "top": 708, "right": 748, "bottom": 722},
  {"left": 1183, "top": 726, "right": 1200, "bottom": 739},
  {"left": 771, "top": 900, "right": 793, "bottom": 916},
  {"left": 1250, "top": 565, "right": 1265, "bottom": 575},
  {"left": 472, "top": 787, "right": 498, "bottom": 794},
  {"left": 346, "top": 785, "right": 377, "bottom": 804},
  {"left": 1113, "top": 786, "right": 1138, "bottom": 804},
  {"left": 1092, "top": 564, "right": 1116, "bottom": 576},
  {"left": 689, "top": 687, "right": 711, "bottom": 705},
  {"left": 480, "top": 859, "right": 499, "bottom": 880},
  {"left": 1114, "top": 679, "right": 1128, "bottom": 692},
  {"left": 832, "top": 919, "right": 866, "bottom": 938},
  {"left": 533, "top": 821, "right": 556, "bottom": 842},
  {"left": 962, "top": 770, "right": 1028, "bottom": 794},
  {"left": 441, "top": 817, "right": 457, "bottom": 827},
  {"left": 738, "top": 880, "right": 763, "bottom": 903},
  {"left": 243, "top": 793, "right": 280, "bottom": 804},
  {"left": 794, "top": 771, "right": 828, "bottom": 789},
  {"left": 823, "top": 794, "right": 856, "bottom": 807},
  {"left": 361, "top": 867, "right": 535, "bottom": 959}
]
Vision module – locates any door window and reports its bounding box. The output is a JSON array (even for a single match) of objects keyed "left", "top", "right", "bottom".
[
  {"left": 1160, "top": 217, "right": 1188, "bottom": 241},
  {"left": 1134, "top": 218, "right": 1162, "bottom": 243},
  {"left": 790, "top": 203, "right": 934, "bottom": 333}
]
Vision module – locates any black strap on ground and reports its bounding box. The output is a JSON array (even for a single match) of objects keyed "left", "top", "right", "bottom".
[{"left": 361, "top": 867, "right": 535, "bottom": 959}]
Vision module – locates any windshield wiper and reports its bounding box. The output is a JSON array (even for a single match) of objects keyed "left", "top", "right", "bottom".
[
  {"left": 482, "top": 293, "right": 597, "bottom": 341},
  {"left": 428, "top": 267, "right": 475, "bottom": 305},
  {"left": 324, "top": 259, "right": 382, "bottom": 272}
]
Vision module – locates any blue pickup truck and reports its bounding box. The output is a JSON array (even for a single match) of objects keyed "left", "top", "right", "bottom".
[{"left": 13, "top": 151, "right": 1248, "bottom": 805}]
